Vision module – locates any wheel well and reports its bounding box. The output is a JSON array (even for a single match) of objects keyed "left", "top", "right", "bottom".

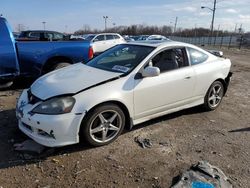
[
  {"left": 42, "top": 56, "right": 73, "bottom": 74},
  {"left": 214, "top": 78, "right": 227, "bottom": 95},
  {"left": 86, "top": 101, "right": 132, "bottom": 130}
]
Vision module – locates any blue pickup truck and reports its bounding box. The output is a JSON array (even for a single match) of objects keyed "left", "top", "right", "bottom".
[{"left": 0, "top": 17, "right": 93, "bottom": 88}]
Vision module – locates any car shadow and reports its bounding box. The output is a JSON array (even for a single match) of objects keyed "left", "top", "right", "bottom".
[
  {"left": 228, "top": 127, "right": 250, "bottom": 133},
  {"left": 0, "top": 78, "right": 34, "bottom": 91},
  {"left": 0, "top": 105, "right": 207, "bottom": 170}
]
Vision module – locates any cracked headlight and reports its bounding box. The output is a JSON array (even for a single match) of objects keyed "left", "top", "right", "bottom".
[{"left": 32, "top": 96, "right": 75, "bottom": 115}]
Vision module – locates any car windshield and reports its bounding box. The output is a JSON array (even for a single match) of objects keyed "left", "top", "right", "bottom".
[
  {"left": 84, "top": 35, "right": 96, "bottom": 41},
  {"left": 86, "top": 44, "right": 155, "bottom": 73}
]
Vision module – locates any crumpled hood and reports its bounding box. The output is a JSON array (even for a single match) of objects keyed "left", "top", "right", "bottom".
[{"left": 31, "top": 63, "right": 122, "bottom": 100}]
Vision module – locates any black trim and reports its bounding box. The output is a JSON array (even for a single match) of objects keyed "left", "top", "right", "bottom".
[
  {"left": 134, "top": 72, "right": 143, "bottom": 80},
  {"left": 224, "top": 71, "right": 233, "bottom": 95},
  {"left": 225, "top": 72, "right": 233, "bottom": 85}
]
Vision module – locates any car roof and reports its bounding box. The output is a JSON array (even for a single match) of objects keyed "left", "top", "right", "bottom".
[
  {"left": 128, "top": 40, "right": 203, "bottom": 49},
  {"left": 97, "top": 33, "right": 121, "bottom": 36},
  {"left": 127, "top": 40, "right": 213, "bottom": 57}
]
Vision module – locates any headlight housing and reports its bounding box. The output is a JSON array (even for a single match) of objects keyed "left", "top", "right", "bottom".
[{"left": 32, "top": 96, "right": 75, "bottom": 115}]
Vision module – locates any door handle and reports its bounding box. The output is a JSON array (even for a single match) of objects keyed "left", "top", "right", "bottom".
[{"left": 184, "top": 76, "right": 191, "bottom": 79}]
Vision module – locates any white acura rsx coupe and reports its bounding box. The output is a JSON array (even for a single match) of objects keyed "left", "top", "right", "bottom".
[{"left": 16, "top": 41, "right": 232, "bottom": 147}]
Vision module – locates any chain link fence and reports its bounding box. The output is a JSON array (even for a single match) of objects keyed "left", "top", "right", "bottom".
[{"left": 169, "top": 34, "right": 250, "bottom": 49}]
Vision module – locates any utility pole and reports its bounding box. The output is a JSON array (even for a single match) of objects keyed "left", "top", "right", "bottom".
[
  {"left": 211, "top": 0, "right": 216, "bottom": 38},
  {"left": 18, "top": 24, "right": 21, "bottom": 32},
  {"left": 174, "top": 17, "right": 178, "bottom": 33},
  {"left": 103, "top": 16, "right": 108, "bottom": 31},
  {"left": 234, "top": 23, "right": 238, "bottom": 33},
  {"left": 42, "top": 21, "right": 46, "bottom": 30},
  {"left": 201, "top": 0, "right": 217, "bottom": 44},
  {"left": 238, "top": 24, "right": 243, "bottom": 33}
]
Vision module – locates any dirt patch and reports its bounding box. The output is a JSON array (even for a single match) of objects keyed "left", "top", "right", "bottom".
[{"left": 0, "top": 48, "right": 249, "bottom": 188}]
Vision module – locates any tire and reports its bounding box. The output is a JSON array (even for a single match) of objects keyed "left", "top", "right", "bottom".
[
  {"left": 80, "top": 104, "right": 125, "bottom": 146},
  {"left": 0, "top": 81, "right": 13, "bottom": 89},
  {"left": 52, "top": 62, "right": 71, "bottom": 70},
  {"left": 204, "top": 81, "right": 224, "bottom": 111}
]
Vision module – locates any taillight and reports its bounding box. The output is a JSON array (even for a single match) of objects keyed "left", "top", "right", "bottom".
[{"left": 88, "top": 46, "right": 94, "bottom": 59}]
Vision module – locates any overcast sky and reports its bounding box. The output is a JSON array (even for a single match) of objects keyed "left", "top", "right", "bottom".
[{"left": 1, "top": 0, "right": 250, "bottom": 33}]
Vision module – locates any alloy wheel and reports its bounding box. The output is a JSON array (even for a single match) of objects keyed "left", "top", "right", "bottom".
[
  {"left": 208, "top": 83, "right": 223, "bottom": 108},
  {"left": 89, "top": 110, "right": 122, "bottom": 143}
]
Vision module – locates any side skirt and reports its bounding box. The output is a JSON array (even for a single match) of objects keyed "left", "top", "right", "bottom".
[{"left": 132, "top": 98, "right": 204, "bottom": 126}]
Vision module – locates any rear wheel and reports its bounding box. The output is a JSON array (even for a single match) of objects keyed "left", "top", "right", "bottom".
[
  {"left": 204, "top": 81, "right": 224, "bottom": 110},
  {"left": 80, "top": 104, "right": 125, "bottom": 146}
]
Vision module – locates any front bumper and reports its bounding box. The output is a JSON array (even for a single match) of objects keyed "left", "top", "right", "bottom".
[{"left": 16, "top": 89, "right": 85, "bottom": 147}]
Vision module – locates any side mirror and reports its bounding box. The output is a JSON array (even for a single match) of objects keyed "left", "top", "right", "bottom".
[
  {"left": 93, "top": 38, "right": 99, "bottom": 42},
  {"left": 142, "top": 66, "right": 160, "bottom": 77}
]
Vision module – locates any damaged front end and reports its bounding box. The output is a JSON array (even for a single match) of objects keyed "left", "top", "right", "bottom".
[{"left": 16, "top": 89, "right": 84, "bottom": 147}]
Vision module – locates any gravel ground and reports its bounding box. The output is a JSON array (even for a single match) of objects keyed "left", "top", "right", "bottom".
[{"left": 0, "top": 48, "right": 249, "bottom": 188}]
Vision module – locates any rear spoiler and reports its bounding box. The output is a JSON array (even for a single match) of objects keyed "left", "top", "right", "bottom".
[{"left": 207, "top": 50, "right": 223, "bottom": 57}]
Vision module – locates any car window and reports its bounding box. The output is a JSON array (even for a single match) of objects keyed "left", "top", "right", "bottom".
[
  {"left": 85, "top": 35, "right": 96, "bottom": 41},
  {"left": 44, "top": 33, "right": 53, "bottom": 40},
  {"left": 53, "top": 33, "right": 64, "bottom": 40},
  {"left": 86, "top": 44, "right": 155, "bottom": 73},
  {"left": 106, "top": 35, "right": 114, "bottom": 40},
  {"left": 29, "top": 32, "right": 40, "bottom": 38},
  {"left": 188, "top": 48, "right": 208, "bottom": 65},
  {"left": 95, "top": 35, "right": 105, "bottom": 41},
  {"left": 113, "top": 35, "right": 120, "bottom": 39},
  {"left": 151, "top": 48, "right": 188, "bottom": 73}
]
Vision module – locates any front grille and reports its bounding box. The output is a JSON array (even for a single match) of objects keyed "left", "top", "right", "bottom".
[{"left": 27, "top": 89, "right": 41, "bottom": 104}]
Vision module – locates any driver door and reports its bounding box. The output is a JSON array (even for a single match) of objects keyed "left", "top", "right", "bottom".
[{"left": 133, "top": 48, "right": 196, "bottom": 119}]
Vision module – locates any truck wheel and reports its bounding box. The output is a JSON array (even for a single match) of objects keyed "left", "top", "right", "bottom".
[
  {"left": 80, "top": 104, "right": 125, "bottom": 146},
  {"left": 0, "top": 81, "right": 13, "bottom": 89},
  {"left": 53, "top": 62, "right": 71, "bottom": 70}
]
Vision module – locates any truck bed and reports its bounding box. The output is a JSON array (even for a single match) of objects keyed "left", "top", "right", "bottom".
[{"left": 16, "top": 40, "right": 91, "bottom": 77}]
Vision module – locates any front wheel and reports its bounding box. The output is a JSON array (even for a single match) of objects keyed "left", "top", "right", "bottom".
[
  {"left": 204, "top": 81, "right": 224, "bottom": 111},
  {"left": 80, "top": 104, "right": 125, "bottom": 146}
]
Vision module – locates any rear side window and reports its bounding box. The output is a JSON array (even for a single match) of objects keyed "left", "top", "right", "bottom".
[
  {"left": 188, "top": 48, "right": 208, "bottom": 65},
  {"left": 29, "top": 32, "right": 40, "bottom": 38},
  {"left": 113, "top": 35, "right": 120, "bottom": 39},
  {"left": 106, "top": 35, "right": 114, "bottom": 40},
  {"left": 53, "top": 33, "right": 64, "bottom": 40},
  {"left": 45, "top": 33, "right": 53, "bottom": 40},
  {"left": 95, "top": 35, "right": 105, "bottom": 41}
]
